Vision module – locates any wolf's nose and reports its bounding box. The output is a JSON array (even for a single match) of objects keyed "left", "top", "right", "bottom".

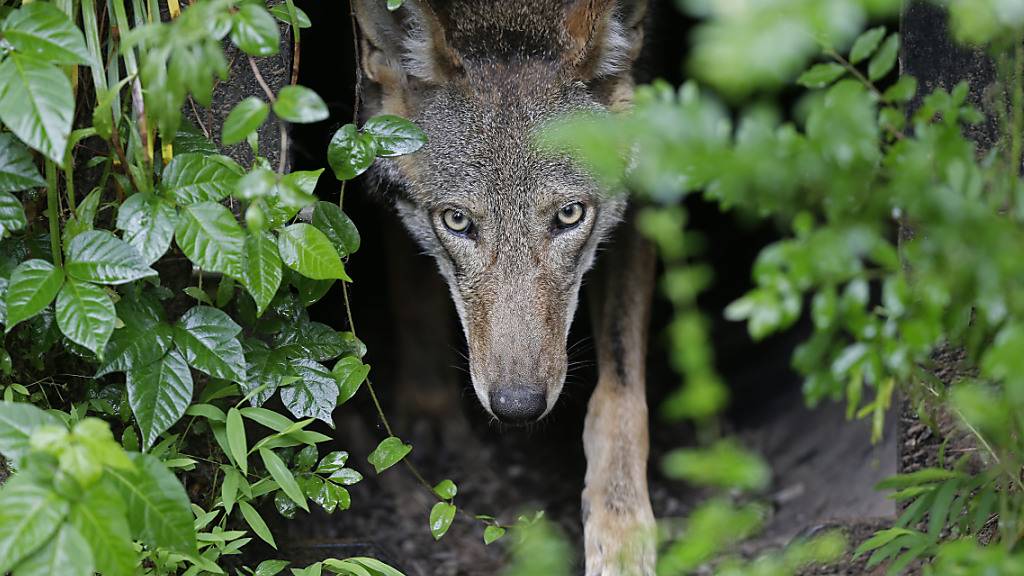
[{"left": 490, "top": 386, "right": 546, "bottom": 423}]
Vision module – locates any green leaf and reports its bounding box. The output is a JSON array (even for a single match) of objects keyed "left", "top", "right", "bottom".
[
  {"left": 107, "top": 453, "right": 198, "bottom": 555},
  {"left": 433, "top": 479, "right": 457, "bottom": 500},
  {"left": 5, "top": 259, "right": 63, "bottom": 331},
  {"left": 316, "top": 451, "right": 349, "bottom": 474},
  {"left": 68, "top": 481, "right": 135, "bottom": 576},
  {"left": 849, "top": 27, "right": 885, "bottom": 65},
  {"left": 328, "top": 467, "right": 362, "bottom": 486},
  {"left": 63, "top": 187, "right": 101, "bottom": 244},
  {"left": 387, "top": 0, "right": 403, "bottom": 10},
  {"left": 126, "top": 348, "right": 194, "bottom": 450},
  {"left": 56, "top": 278, "right": 116, "bottom": 356},
  {"left": 883, "top": 75, "right": 918, "bottom": 103},
  {"left": 116, "top": 193, "right": 178, "bottom": 266},
  {"left": 241, "top": 231, "right": 283, "bottom": 316},
  {"left": 362, "top": 114, "right": 427, "bottom": 157},
  {"left": 236, "top": 167, "right": 277, "bottom": 201},
  {"left": 173, "top": 306, "right": 247, "bottom": 382},
  {"left": 313, "top": 480, "right": 349, "bottom": 514},
  {"left": 254, "top": 559, "right": 291, "bottom": 576},
  {"left": 222, "top": 97, "right": 270, "bottom": 146},
  {"left": 0, "top": 191, "right": 28, "bottom": 235},
  {"left": 278, "top": 223, "right": 349, "bottom": 281},
  {"left": 347, "top": 558, "right": 404, "bottom": 576},
  {"left": 96, "top": 295, "right": 174, "bottom": 376},
  {"left": 367, "top": 436, "right": 411, "bottom": 474},
  {"left": 277, "top": 320, "right": 347, "bottom": 362},
  {"left": 0, "top": 133, "right": 45, "bottom": 192},
  {"left": 268, "top": 4, "right": 311, "bottom": 28},
  {"left": 327, "top": 124, "right": 376, "bottom": 181},
  {"left": 0, "top": 53, "right": 74, "bottom": 163},
  {"left": 242, "top": 340, "right": 290, "bottom": 406},
  {"left": 230, "top": 3, "right": 280, "bottom": 57},
  {"left": 796, "top": 63, "right": 846, "bottom": 88},
  {"left": 238, "top": 500, "right": 276, "bottom": 549},
  {"left": 281, "top": 358, "right": 339, "bottom": 425},
  {"left": 332, "top": 356, "right": 369, "bottom": 406},
  {"left": 0, "top": 2, "right": 91, "bottom": 65},
  {"left": 293, "top": 445, "right": 318, "bottom": 472},
  {"left": 868, "top": 33, "right": 899, "bottom": 81},
  {"left": 0, "top": 402, "right": 63, "bottom": 467},
  {"left": 273, "top": 85, "right": 328, "bottom": 124},
  {"left": 14, "top": 523, "right": 95, "bottom": 576},
  {"left": 226, "top": 407, "right": 249, "bottom": 475},
  {"left": 65, "top": 230, "right": 157, "bottom": 285},
  {"left": 429, "top": 502, "right": 456, "bottom": 541},
  {"left": 483, "top": 524, "right": 506, "bottom": 545},
  {"left": 175, "top": 201, "right": 246, "bottom": 279},
  {"left": 161, "top": 153, "right": 243, "bottom": 205},
  {"left": 0, "top": 480, "right": 69, "bottom": 573},
  {"left": 277, "top": 169, "right": 321, "bottom": 209},
  {"left": 260, "top": 448, "right": 309, "bottom": 512},
  {"left": 312, "top": 201, "right": 360, "bottom": 257}
]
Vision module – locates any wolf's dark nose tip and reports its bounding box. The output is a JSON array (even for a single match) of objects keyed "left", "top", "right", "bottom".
[{"left": 490, "top": 386, "right": 546, "bottom": 423}]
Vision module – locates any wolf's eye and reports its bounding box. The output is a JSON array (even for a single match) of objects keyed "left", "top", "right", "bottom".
[
  {"left": 556, "top": 202, "right": 586, "bottom": 229},
  {"left": 442, "top": 209, "right": 473, "bottom": 234}
]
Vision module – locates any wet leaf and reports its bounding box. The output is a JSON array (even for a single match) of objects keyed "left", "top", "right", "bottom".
[{"left": 367, "top": 436, "right": 411, "bottom": 474}]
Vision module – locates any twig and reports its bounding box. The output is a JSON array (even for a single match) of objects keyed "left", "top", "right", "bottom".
[
  {"left": 246, "top": 56, "right": 290, "bottom": 173},
  {"left": 247, "top": 56, "right": 277, "bottom": 103}
]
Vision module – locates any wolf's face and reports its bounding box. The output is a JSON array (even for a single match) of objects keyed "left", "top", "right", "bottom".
[{"left": 355, "top": 0, "right": 645, "bottom": 423}]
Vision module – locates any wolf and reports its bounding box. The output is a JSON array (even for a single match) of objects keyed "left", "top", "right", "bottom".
[{"left": 352, "top": 1, "right": 657, "bottom": 573}]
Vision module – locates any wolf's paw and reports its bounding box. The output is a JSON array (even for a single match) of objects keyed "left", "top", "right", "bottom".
[{"left": 583, "top": 498, "right": 656, "bottom": 576}]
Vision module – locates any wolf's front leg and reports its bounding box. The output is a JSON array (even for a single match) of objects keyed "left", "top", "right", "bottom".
[{"left": 583, "top": 221, "right": 657, "bottom": 576}]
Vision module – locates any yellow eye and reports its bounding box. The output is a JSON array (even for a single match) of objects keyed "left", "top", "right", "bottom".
[
  {"left": 442, "top": 209, "right": 472, "bottom": 233},
  {"left": 556, "top": 202, "right": 585, "bottom": 228}
]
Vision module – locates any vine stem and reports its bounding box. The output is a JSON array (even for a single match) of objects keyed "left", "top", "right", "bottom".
[
  {"left": 247, "top": 56, "right": 290, "bottom": 174},
  {"left": 45, "top": 161, "right": 63, "bottom": 268}
]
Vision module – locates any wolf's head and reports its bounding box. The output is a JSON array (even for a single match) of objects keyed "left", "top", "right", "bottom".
[{"left": 354, "top": 0, "right": 647, "bottom": 423}]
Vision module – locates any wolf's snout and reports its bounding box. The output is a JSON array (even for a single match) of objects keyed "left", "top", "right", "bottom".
[{"left": 489, "top": 385, "right": 547, "bottom": 424}]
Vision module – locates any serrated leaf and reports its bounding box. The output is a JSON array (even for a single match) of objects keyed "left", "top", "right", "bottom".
[
  {"left": 849, "top": 26, "right": 886, "bottom": 64},
  {"left": 65, "top": 230, "right": 157, "bottom": 285},
  {"left": 116, "top": 193, "right": 178, "bottom": 265},
  {"left": 362, "top": 114, "right": 427, "bottom": 157},
  {"left": 0, "top": 480, "right": 69, "bottom": 573},
  {"left": 0, "top": 191, "right": 28, "bottom": 235},
  {"left": 226, "top": 407, "right": 248, "bottom": 475},
  {"left": 332, "top": 356, "right": 369, "bottom": 405},
  {"left": 0, "top": 133, "right": 45, "bottom": 192},
  {"left": 107, "top": 453, "right": 197, "bottom": 555},
  {"left": 238, "top": 501, "right": 276, "bottom": 549},
  {"left": 260, "top": 448, "right": 309, "bottom": 512},
  {"left": 173, "top": 306, "right": 246, "bottom": 383},
  {"left": 0, "top": 2, "right": 91, "bottom": 65},
  {"left": 868, "top": 34, "right": 900, "bottom": 81},
  {"left": 14, "top": 523, "right": 95, "bottom": 576},
  {"left": 278, "top": 223, "right": 349, "bottom": 281},
  {"left": 0, "top": 402, "right": 63, "bottom": 467},
  {"left": 68, "top": 481, "right": 135, "bottom": 576},
  {"left": 161, "top": 153, "right": 243, "bottom": 205},
  {"left": 312, "top": 201, "right": 360, "bottom": 257},
  {"left": 222, "top": 97, "right": 270, "bottom": 146},
  {"left": 175, "top": 201, "right": 246, "bottom": 279},
  {"left": 0, "top": 53, "right": 74, "bottom": 163},
  {"left": 796, "top": 63, "right": 846, "bottom": 88},
  {"left": 273, "top": 85, "right": 328, "bottom": 124},
  {"left": 429, "top": 502, "right": 455, "bottom": 541},
  {"left": 327, "top": 124, "right": 376, "bottom": 181},
  {"left": 230, "top": 4, "right": 279, "bottom": 57},
  {"left": 281, "top": 359, "right": 339, "bottom": 425},
  {"left": 56, "top": 278, "right": 116, "bottom": 356},
  {"left": 241, "top": 231, "right": 282, "bottom": 316},
  {"left": 5, "top": 259, "right": 63, "bottom": 331},
  {"left": 126, "top": 348, "right": 194, "bottom": 450},
  {"left": 367, "top": 436, "right": 411, "bottom": 474}
]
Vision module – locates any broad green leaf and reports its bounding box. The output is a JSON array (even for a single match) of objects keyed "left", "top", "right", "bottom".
[
  {"left": 281, "top": 359, "right": 339, "bottom": 425},
  {"left": 221, "top": 467, "right": 241, "bottom": 515},
  {"left": 883, "top": 75, "right": 918, "bottom": 103},
  {"left": 0, "top": 191, "right": 28, "bottom": 235},
  {"left": 56, "top": 278, "right": 116, "bottom": 356},
  {"left": 175, "top": 201, "right": 246, "bottom": 279},
  {"left": 0, "top": 480, "right": 69, "bottom": 573},
  {"left": 5, "top": 259, "right": 63, "bottom": 331},
  {"left": 433, "top": 479, "right": 457, "bottom": 500},
  {"left": 868, "top": 34, "right": 899, "bottom": 81},
  {"left": 226, "top": 407, "right": 249, "bottom": 475},
  {"left": 273, "top": 85, "right": 328, "bottom": 124},
  {"left": 116, "top": 192, "right": 178, "bottom": 266},
  {"left": 96, "top": 292, "right": 173, "bottom": 376},
  {"left": 13, "top": 523, "right": 94, "bottom": 576},
  {"left": 367, "top": 436, "right": 411, "bottom": 474},
  {"left": 260, "top": 448, "right": 309, "bottom": 511},
  {"left": 347, "top": 558, "right": 404, "bottom": 576},
  {"left": 312, "top": 201, "right": 361, "bottom": 257},
  {"left": 849, "top": 26, "right": 886, "bottom": 64},
  {"left": 0, "top": 133, "right": 45, "bottom": 192},
  {"left": 0, "top": 53, "right": 74, "bottom": 163},
  {"left": 241, "top": 231, "right": 282, "bottom": 316},
  {"left": 387, "top": 0, "right": 403, "bottom": 10},
  {"left": 429, "top": 502, "right": 456, "bottom": 541},
  {"left": 483, "top": 524, "right": 506, "bottom": 545},
  {"left": 268, "top": 4, "right": 311, "bottom": 28},
  {"left": 126, "top": 348, "right": 194, "bottom": 450},
  {"left": 0, "top": 2, "right": 91, "bottom": 65},
  {"left": 238, "top": 501, "right": 276, "bottom": 549},
  {"left": 313, "top": 480, "right": 349, "bottom": 513},
  {"left": 0, "top": 401, "right": 63, "bottom": 467},
  {"left": 63, "top": 187, "right": 102, "bottom": 244},
  {"left": 293, "top": 445, "right": 318, "bottom": 472},
  {"left": 68, "top": 481, "right": 135, "bottom": 576},
  {"left": 327, "top": 124, "right": 376, "bottom": 181},
  {"left": 328, "top": 467, "right": 362, "bottom": 486},
  {"left": 796, "top": 63, "right": 846, "bottom": 88},
  {"left": 278, "top": 223, "right": 349, "bottom": 281},
  {"left": 236, "top": 167, "right": 277, "bottom": 200},
  {"left": 231, "top": 3, "right": 280, "bottom": 57},
  {"left": 277, "top": 169, "right": 321, "bottom": 209},
  {"left": 276, "top": 320, "right": 347, "bottom": 362},
  {"left": 222, "top": 97, "right": 270, "bottom": 146},
  {"left": 332, "top": 356, "right": 369, "bottom": 406},
  {"left": 173, "top": 305, "right": 246, "bottom": 382},
  {"left": 107, "top": 453, "right": 197, "bottom": 555},
  {"left": 254, "top": 559, "right": 291, "bottom": 576},
  {"left": 65, "top": 230, "right": 157, "bottom": 285},
  {"left": 362, "top": 114, "right": 427, "bottom": 157},
  {"left": 242, "top": 340, "right": 289, "bottom": 407},
  {"left": 161, "top": 153, "right": 243, "bottom": 205}
]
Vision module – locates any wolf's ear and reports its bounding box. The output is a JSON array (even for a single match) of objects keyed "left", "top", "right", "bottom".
[
  {"left": 352, "top": 0, "right": 462, "bottom": 89},
  {"left": 563, "top": 0, "right": 647, "bottom": 81}
]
